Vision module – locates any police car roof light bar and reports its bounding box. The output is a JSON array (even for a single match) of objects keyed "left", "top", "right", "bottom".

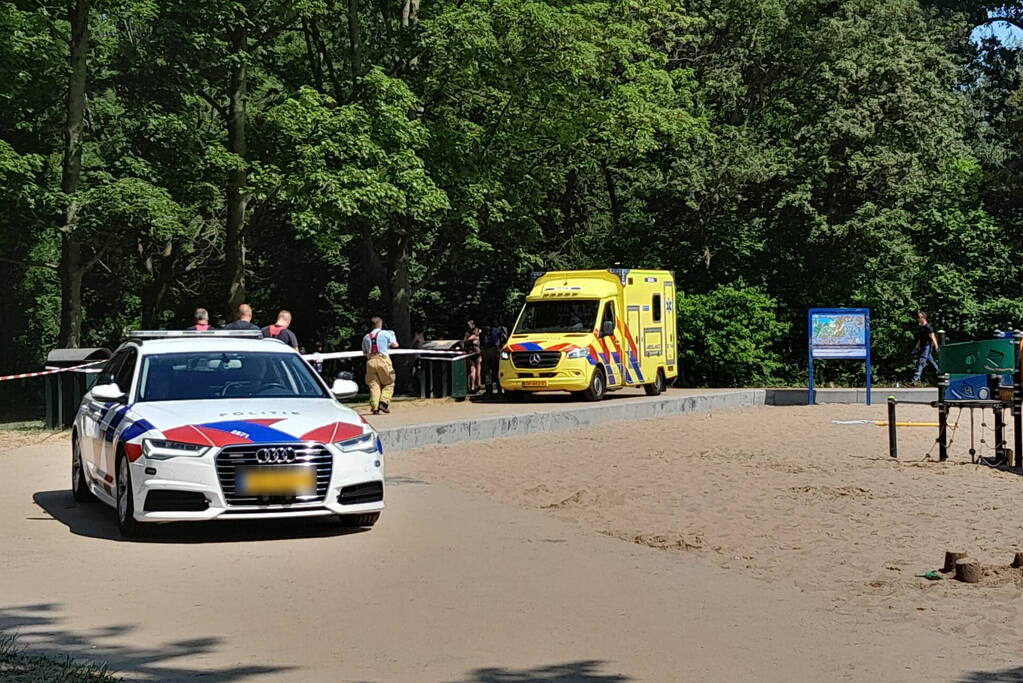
[{"left": 128, "top": 330, "right": 265, "bottom": 340}]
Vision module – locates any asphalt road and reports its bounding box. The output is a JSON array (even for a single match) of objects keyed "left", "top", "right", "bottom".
[{"left": 0, "top": 439, "right": 1006, "bottom": 682}]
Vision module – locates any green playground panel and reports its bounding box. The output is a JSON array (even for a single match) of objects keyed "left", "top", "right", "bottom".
[{"left": 939, "top": 338, "right": 1017, "bottom": 375}]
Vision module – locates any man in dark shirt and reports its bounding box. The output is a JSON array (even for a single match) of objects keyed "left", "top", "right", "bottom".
[
  {"left": 911, "top": 310, "right": 940, "bottom": 386},
  {"left": 481, "top": 321, "right": 509, "bottom": 395},
  {"left": 223, "top": 303, "right": 262, "bottom": 332},
  {"left": 262, "top": 310, "right": 299, "bottom": 349}
]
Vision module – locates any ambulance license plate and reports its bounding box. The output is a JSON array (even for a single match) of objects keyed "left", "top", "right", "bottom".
[
  {"left": 236, "top": 466, "right": 315, "bottom": 496},
  {"left": 523, "top": 380, "right": 548, "bottom": 388}
]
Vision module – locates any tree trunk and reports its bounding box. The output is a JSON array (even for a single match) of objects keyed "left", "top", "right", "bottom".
[
  {"left": 601, "top": 160, "right": 622, "bottom": 233},
  {"left": 224, "top": 26, "right": 249, "bottom": 318},
  {"left": 140, "top": 241, "right": 177, "bottom": 328},
  {"left": 57, "top": 0, "right": 90, "bottom": 348},
  {"left": 348, "top": 0, "right": 362, "bottom": 81},
  {"left": 388, "top": 232, "right": 412, "bottom": 346}
]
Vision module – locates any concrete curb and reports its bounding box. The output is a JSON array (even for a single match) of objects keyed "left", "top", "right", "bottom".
[
  {"left": 378, "top": 386, "right": 939, "bottom": 453},
  {"left": 766, "top": 387, "right": 938, "bottom": 405},
  {"left": 379, "top": 389, "right": 766, "bottom": 452}
]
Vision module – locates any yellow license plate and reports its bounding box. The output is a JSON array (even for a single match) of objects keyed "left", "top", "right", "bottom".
[
  {"left": 237, "top": 467, "right": 316, "bottom": 496},
  {"left": 523, "top": 380, "right": 548, "bottom": 388}
]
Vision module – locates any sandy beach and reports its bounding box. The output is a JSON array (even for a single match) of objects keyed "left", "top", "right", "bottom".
[{"left": 393, "top": 401, "right": 1023, "bottom": 663}]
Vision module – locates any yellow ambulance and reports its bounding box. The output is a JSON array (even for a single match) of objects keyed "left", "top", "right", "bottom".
[{"left": 499, "top": 268, "right": 678, "bottom": 400}]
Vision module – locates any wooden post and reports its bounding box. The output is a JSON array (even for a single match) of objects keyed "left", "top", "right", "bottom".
[
  {"left": 1014, "top": 331, "right": 1022, "bottom": 468},
  {"left": 938, "top": 374, "right": 949, "bottom": 461},
  {"left": 887, "top": 396, "right": 898, "bottom": 458},
  {"left": 954, "top": 558, "right": 982, "bottom": 583},
  {"left": 992, "top": 371, "right": 1006, "bottom": 463},
  {"left": 943, "top": 550, "right": 968, "bottom": 573}
]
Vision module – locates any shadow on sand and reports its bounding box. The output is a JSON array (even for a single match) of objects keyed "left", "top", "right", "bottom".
[
  {"left": 0, "top": 602, "right": 292, "bottom": 681},
  {"left": 452, "top": 660, "right": 631, "bottom": 682},
  {"left": 32, "top": 489, "right": 370, "bottom": 544},
  {"left": 958, "top": 668, "right": 1023, "bottom": 682}
]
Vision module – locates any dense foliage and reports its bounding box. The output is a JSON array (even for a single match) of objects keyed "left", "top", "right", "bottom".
[{"left": 1, "top": 0, "right": 1022, "bottom": 390}]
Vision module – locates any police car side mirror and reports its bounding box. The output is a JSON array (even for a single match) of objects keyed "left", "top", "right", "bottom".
[
  {"left": 331, "top": 378, "right": 359, "bottom": 399},
  {"left": 335, "top": 371, "right": 354, "bottom": 381},
  {"left": 92, "top": 382, "right": 127, "bottom": 403}
]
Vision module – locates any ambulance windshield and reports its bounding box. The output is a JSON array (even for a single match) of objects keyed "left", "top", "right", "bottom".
[{"left": 516, "top": 300, "right": 598, "bottom": 334}]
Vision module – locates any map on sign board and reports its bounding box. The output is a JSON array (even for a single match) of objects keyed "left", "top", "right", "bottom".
[{"left": 810, "top": 310, "right": 869, "bottom": 359}]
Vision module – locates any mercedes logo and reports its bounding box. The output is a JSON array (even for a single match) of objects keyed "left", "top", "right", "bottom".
[
  {"left": 529, "top": 353, "right": 542, "bottom": 366},
  {"left": 255, "top": 447, "right": 296, "bottom": 464}
]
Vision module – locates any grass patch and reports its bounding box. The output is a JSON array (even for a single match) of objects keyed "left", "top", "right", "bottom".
[
  {"left": 0, "top": 633, "right": 117, "bottom": 682},
  {"left": 0, "top": 420, "right": 49, "bottom": 433}
]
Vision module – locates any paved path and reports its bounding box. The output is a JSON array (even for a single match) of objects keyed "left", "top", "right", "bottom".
[{"left": 0, "top": 440, "right": 1007, "bottom": 681}]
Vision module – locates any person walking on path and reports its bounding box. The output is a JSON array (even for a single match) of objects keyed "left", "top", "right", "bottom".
[
  {"left": 910, "top": 310, "right": 940, "bottom": 386},
  {"left": 263, "top": 310, "right": 299, "bottom": 349},
  {"left": 223, "top": 303, "right": 262, "bottom": 332},
  {"left": 363, "top": 316, "right": 398, "bottom": 415},
  {"left": 187, "top": 308, "right": 214, "bottom": 331}
]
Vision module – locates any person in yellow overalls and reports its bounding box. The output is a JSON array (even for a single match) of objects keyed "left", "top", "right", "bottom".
[{"left": 362, "top": 316, "right": 399, "bottom": 415}]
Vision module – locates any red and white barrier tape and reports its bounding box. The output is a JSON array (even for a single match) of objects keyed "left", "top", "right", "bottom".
[
  {"left": 303, "top": 349, "right": 477, "bottom": 363},
  {"left": 0, "top": 360, "right": 105, "bottom": 382}
]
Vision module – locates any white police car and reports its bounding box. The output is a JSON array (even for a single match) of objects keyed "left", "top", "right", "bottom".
[{"left": 72, "top": 331, "right": 384, "bottom": 537}]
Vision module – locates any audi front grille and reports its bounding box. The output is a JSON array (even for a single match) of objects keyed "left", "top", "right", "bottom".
[
  {"left": 216, "top": 443, "right": 332, "bottom": 506},
  {"left": 511, "top": 351, "right": 561, "bottom": 369}
]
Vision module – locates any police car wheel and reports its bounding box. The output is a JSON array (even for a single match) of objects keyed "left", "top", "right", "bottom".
[
  {"left": 116, "top": 451, "right": 147, "bottom": 538},
  {"left": 71, "top": 436, "right": 94, "bottom": 503},
  {"left": 334, "top": 512, "right": 380, "bottom": 528},
  {"left": 582, "top": 368, "right": 605, "bottom": 402},
  {"left": 644, "top": 369, "right": 666, "bottom": 396}
]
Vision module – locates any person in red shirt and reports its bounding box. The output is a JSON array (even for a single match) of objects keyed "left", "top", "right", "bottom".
[{"left": 186, "top": 308, "right": 213, "bottom": 331}]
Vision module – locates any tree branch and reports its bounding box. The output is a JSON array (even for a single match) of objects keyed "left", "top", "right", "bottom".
[{"left": 0, "top": 256, "right": 58, "bottom": 270}]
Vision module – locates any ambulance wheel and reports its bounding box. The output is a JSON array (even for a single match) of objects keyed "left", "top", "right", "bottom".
[
  {"left": 644, "top": 369, "right": 667, "bottom": 396},
  {"left": 116, "top": 450, "right": 147, "bottom": 539},
  {"left": 505, "top": 391, "right": 526, "bottom": 403},
  {"left": 582, "top": 368, "right": 606, "bottom": 402},
  {"left": 71, "top": 435, "right": 94, "bottom": 503}
]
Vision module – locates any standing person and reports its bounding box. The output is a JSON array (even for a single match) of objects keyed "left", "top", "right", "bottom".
[
  {"left": 223, "top": 303, "right": 261, "bottom": 331},
  {"left": 363, "top": 316, "right": 398, "bottom": 415},
  {"left": 262, "top": 310, "right": 299, "bottom": 349},
  {"left": 910, "top": 310, "right": 940, "bottom": 386},
  {"left": 463, "top": 320, "right": 482, "bottom": 393},
  {"left": 186, "top": 308, "right": 213, "bottom": 331},
  {"left": 481, "top": 320, "right": 509, "bottom": 395}
]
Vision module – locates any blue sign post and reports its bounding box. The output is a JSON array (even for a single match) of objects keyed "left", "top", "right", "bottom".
[{"left": 808, "top": 308, "right": 871, "bottom": 405}]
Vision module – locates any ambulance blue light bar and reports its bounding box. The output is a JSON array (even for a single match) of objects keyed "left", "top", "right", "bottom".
[{"left": 128, "top": 330, "right": 264, "bottom": 340}]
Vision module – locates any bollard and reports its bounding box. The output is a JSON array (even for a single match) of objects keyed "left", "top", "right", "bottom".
[
  {"left": 938, "top": 374, "right": 949, "bottom": 461},
  {"left": 887, "top": 396, "right": 898, "bottom": 458}
]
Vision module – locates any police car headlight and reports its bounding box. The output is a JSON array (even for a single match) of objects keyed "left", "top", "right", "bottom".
[
  {"left": 336, "top": 432, "right": 377, "bottom": 453},
  {"left": 565, "top": 348, "right": 590, "bottom": 359},
  {"left": 142, "top": 439, "right": 209, "bottom": 460},
  {"left": 500, "top": 351, "right": 510, "bottom": 360}
]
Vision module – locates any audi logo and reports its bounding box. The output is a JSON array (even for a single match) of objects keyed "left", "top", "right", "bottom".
[
  {"left": 255, "top": 447, "right": 296, "bottom": 464},
  {"left": 529, "top": 353, "right": 542, "bottom": 366}
]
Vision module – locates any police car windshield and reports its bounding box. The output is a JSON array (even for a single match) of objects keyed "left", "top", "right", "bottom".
[
  {"left": 138, "top": 351, "right": 329, "bottom": 402},
  {"left": 515, "top": 300, "right": 598, "bottom": 334}
]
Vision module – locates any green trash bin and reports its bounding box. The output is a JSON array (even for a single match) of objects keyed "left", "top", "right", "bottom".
[
  {"left": 415, "top": 341, "right": 468, "bottom": 399},
  {"left": 44, "top": 348, "right": 112, "bottom": 428}
]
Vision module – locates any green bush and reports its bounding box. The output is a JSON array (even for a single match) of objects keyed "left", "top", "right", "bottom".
[{"left": 676, "top": 284, "right": 790, "bottom": 387}]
